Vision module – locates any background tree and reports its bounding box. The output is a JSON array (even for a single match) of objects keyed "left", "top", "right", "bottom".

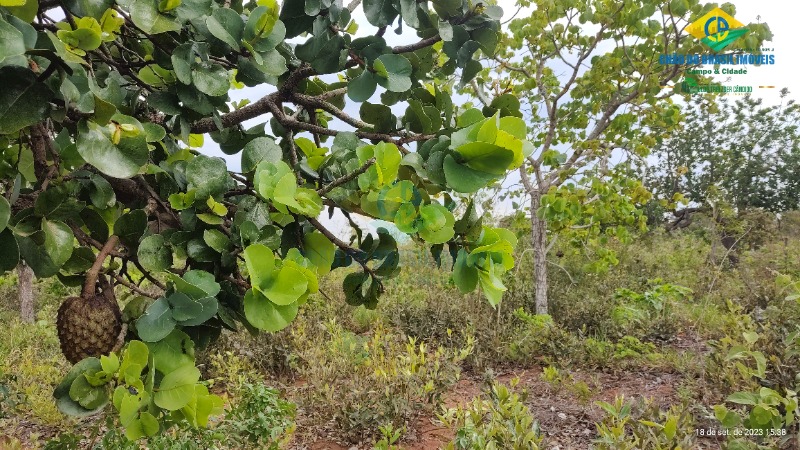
[
  {"left": 0, "top": 0, "right": 524, "bottom": 438},
  {"left": 467, "top": 0, "right": 772, "bottom": 314},
  {"left": 648, "top": 90, "right": 800, "bottom": 216}
]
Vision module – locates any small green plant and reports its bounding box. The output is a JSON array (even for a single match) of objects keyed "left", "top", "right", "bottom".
[
  {"left": 539, "top": 365, "right": 595, "bottom": 405},
  {"left": 714, "top": 387, "right": 796, "bottom": 447},
  {"left": 439, "top": 379, "right": 543, "bottom": 450},
  {"left": 373, "top": 424, "right": 404, "bottom": 450},
  {"left": 0, "top": 374, "right": 24, "bottom": 419},
  {"left": 297, "top": 321, "right": 472, "bottom": 443},
  {"left": 541, "top": 365, "right": 562, "bottom": 387},
  {"left": 594, "top": 396, "right": 696, "bottom": 450},
  {"left": 612, "top": 281, "right": 692, "bottom": 341},
  {"left": 225, "top": 383, "right": 296, "bottom": 449},
  {"left": 507, "top": 309, "right": 579, "bottom": 366},
  {"left": 613, "top": 335, "right": 657, "bottom": 360}
]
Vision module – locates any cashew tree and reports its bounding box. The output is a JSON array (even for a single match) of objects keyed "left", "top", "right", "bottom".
[
  {"left": 468, "top": 0, "right": 772, "bottom": 314},
  {"left": 0, "top": 0, "right": 524, "bottom": 438}
]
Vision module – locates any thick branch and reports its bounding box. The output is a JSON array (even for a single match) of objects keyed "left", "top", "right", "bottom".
[
  {"left": 83, "top": 235, "right": 119, "bottom": 297},
  {"left": 393, "top": 35, "right": 441, "bottom": 54}
]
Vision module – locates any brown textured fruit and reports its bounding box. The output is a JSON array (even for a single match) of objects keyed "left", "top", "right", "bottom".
[{"left": 56, "top": 294, "right": 122, "bottom": 364}]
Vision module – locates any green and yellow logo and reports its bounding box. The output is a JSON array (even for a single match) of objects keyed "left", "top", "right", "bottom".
[{"left": 686, "top": 7, "right": 748, "bottom": 52}]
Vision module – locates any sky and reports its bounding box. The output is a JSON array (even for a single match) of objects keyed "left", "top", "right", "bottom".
[
  {"left": 721, "top": 0, "right": 799, "bottom": 104},
  {"left": 201, "top": 0, "right": 800, "bottom": 238}
]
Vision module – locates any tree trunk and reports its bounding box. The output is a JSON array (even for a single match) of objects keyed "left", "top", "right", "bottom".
[
  {"left": 529, "top": 190, "right": 549, "bottom": 315},
  {"left": 18, "top": 262, "right": 35, "bottom": 323}
]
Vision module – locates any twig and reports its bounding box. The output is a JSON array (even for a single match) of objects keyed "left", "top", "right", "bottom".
[
  {"left": 307, "top": 217, "right": 383, "bottom": 291},
  {"left": 317, "top": 157, "right": 375, "bottom": 195},
  {"left": 113, "top": 274, "right": 160, "bottom": 299}
]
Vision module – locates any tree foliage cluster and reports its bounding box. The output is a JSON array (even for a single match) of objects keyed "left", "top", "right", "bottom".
[
  {"left": 468, "top": 0, "right": 772, "bottom": 313},
  {"left": 0, "top": 0, "right": 528, "bottom": 436},
  {"left": 648, "top": 91, "right": 800, "bottom": 214}
]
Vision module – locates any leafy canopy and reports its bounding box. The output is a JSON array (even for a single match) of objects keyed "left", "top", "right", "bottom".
[{"left": 0, "top": 0, "right": 522, "bottom": 438}]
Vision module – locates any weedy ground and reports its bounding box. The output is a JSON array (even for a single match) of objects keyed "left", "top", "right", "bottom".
[{"left": 1, "top": 210, "right": 800, "bottom": 449}]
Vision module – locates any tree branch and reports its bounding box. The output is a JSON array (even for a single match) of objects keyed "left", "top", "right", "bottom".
[
  {"left": 392, "top": 35, "right": 441, "bottom": 54},
  {"left": 83, "top": 235, "right": 120, "bottom": 297},
  {"left": 318, "top": 157, "right": 375, "bottom": 195},
  {"left": 113, "top": 274, "right": 160, "bottom": 299}
]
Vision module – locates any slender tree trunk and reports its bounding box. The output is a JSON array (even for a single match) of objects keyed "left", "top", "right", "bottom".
[
  {"left": 18, "top": 262, "right": 35, "bottom": 323},
  {"left": 529, "top": 189, "right": 549, "bottom": 315}
]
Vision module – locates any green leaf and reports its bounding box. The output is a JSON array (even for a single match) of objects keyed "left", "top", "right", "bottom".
[
  {"left": 54, "top": 357, "right": 105, "bottom": 416},
  {"left": 3, "top": 0, "right": 39, "bottom": 22},
  {"left": 61, "top": 246, "right": 95, "bottom": 274},
  {"left": 374, "top": 54, "right": 413, "bottom": 93},
  {"left": 348, "top": 70, "right": 378, "bottom": 102},
  {"left": 363, "top": 0, "right": 397, "bottom": 27},
  {"left": 166, "top": 292, "right": 217, "bottom": 326},
  {"left": 154, "top": 364, "right": 200, "bottom": 410},
  {"left": 0, "top": 17, "right": 26, "bottom": 63},
  {"left": 360, "top": 102, "right": 396, "bottom": 133},
  {"left": 206, "top": 8, "right": 244, "bottom": 49},
  {"left": 16, "top": 235, "right": 59, "bottom": 277},
  {"left": 114, "top": 210, "right": 147, "bottom": 248},
  {"left": 68, "top": 375, "right": 109, "bottom": 409},
  {"left": 453, "top": 249, "right": 478, "bottom": 293},
  {"left": 455, "top": 142, "right": 515, "bottom": 175},
  {"left": 88, "top": 175, "right": 116, "bottom": 209},
  {"left": 243, "top": 289, "right": 298, "bottom": 332},
  {"left": 242, "top": 136, "right": 282, "bottom": 173},
  {"left": 203, "top": 229, "right": 229, "bottom": 253},
  {"left": 727, "top": 392, "right": 759, "bottom": 406},
  {"left": 0, "top": 229, "right": 19, "bottom": 273},
  {"left": 136, "top": 297, "right": 176, "bottom": 342},
  {"left": 137, "top": 234, "right": 172, "bottom": 272},
  {"left": 182, "top": 270, "right": 221, "bottom": 297},
  {"left": 263, "top": 265, "right": 307, "bottom": 305},
  {"left": 168, "top": 191, "right": 196, "bottom": 210},
  {"left": 243, "top": 244, "right": 275, "bottom": 291},
  {"left": 77, "top": 117, "right": 148, "bottom": 179},
  {"left": 42, "top": 219, "right": 74, "bottom": 268},
  {"left": 128, "top": 0, "right": 180, "bottom": 34},
  {"left": 443, "top": 154, "right": 495, "bottom": 193},
  {"left": 147, "top": 329, "right": 195, "bottom": 375},
  {"left": 432, "top": 0, "right": 461, "bottom": 19},
  {"left": 418, "top": 203, "right": 455, "bottom": 244},
  {"left": 0, "top": 67, "right": 54, "bottom": 135},
  {"left": 64, "top": 0, "right": 114, "bottom": 20},
  {"left": 186, "top": 155, "right": 231, "bottom": 200},
  {"left": 0, "top": 196, "right": 9, "bottom": 231},
  {"left": 192, "top": 63, "right": 230, "bottom": 97},
  {"left": 302, "top": 232, "right": 335, "bottom": 276},
  {"left": 357, "top": 142, "right": 401, "bottom": 190},
  {"left": 478, "top": 259, "right": 506, "bottom": 307},
  {"left": 296, "top": 33, "right": 345, "bottom": 74},
  {"left": 171, "top": 43, "right": 193, "bottom": 85}
]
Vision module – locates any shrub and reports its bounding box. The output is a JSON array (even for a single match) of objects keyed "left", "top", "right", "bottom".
[
  {"left": 225, "top": 383, "right": 295, "bottom": 449},
  {"left": 594, "top": 396, "right": 697, "bottom": 450},
  {"left": 295, "top": 321, "right": 472, "bottom": 443},
  {"left": 439, "top": 379, "right": 543, "bottom": 450},
  {"left": 611, "top": 282, "right": 692, "bottom": 342}
]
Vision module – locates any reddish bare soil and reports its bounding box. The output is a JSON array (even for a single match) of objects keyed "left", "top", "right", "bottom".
[{"left": 290, "top": 366, "right": 693, "bottom": 450}]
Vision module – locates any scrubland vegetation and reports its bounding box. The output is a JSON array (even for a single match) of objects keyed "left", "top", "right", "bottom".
[{"left": 2, "top": 209, "right": 800, "bottom": 449}]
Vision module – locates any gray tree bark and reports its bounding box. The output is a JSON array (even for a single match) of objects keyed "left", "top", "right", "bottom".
[
  {"left": 18, "top": 262, "right": 35, "bottom": 323},
  {"left": 529, "top": 189, "right": 549, "bottom": 315}
]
